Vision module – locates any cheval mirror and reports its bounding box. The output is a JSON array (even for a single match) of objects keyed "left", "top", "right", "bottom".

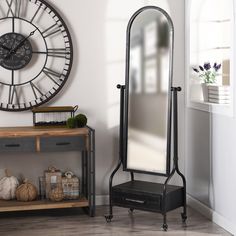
[
  {"left": 105, "top": 6, "right": 187, "bottom": 231},
  {"left": 124, "top": 5, "right": 172, "bottom": 176}
]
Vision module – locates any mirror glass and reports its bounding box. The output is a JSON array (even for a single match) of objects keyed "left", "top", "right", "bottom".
[{"left": 124, "top": 8, "right": 173, "bottom": 175}]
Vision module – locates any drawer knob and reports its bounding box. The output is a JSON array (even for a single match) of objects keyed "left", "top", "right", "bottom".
[
  {"left": 56, "top": 142, "right": 71, "bottom": 146},
  {"left": 5, "top": 144, "right": 20, "bottom": 147}
]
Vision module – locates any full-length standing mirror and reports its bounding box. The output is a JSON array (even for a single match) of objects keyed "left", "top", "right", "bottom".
[
  {"left": 124, "top": 6, "right": 174, "bottom": 175},
  {"left": 106, "top": 7, "right": 186, "bottom": 230}
]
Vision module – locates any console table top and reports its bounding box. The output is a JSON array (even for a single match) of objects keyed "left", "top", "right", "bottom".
[{"left": 0, "top": 126, "right": 89, "bottom": 138}]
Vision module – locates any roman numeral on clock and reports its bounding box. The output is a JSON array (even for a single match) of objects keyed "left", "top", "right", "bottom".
[
  {"left": 5, "top": 0, "right": 21, "bottom": 17},
  {"left": 43, "top": 67, "right": 61, "bottom": 77},
  {"left": 33, "top": 48, "right": 71, "bottom": 59},
  {"left": 8, "top": 85, "right": 19, "bottom": 105},
  {"left": 48, "top": 48, "right": 71, "bottom": 58},
  {"left": 30, "top": 82, "right": 44, "bottom": 99},
  {"left": 42, "top": 23, "right": 61, "bottom": 38},
  {"left": 43, "top": 67, "right": 63, "bottom": 85},
  {"left": 30, "top": 3, "right": 42, "bottom": 23}
]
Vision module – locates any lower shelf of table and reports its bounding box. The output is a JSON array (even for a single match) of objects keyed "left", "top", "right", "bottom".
[{"left": 0, "top": 197, "right": 89, "bottom": 212}]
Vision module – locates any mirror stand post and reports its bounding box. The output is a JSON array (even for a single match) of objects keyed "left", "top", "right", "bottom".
[
  {"left": 117, "top": 84, "right": 135, "bottom": 181},
  {"left": 172, "top": 87, "right": 182, "bottom": 170},
  {"left": 172, "top": 87, "right": 187, "bottom": 224},
  {"left": 117, "top": 84, "right": 126, "bottom": 165},
  {"left": 105, "top": 84, "right": 135, "bottom": 222},
  {"left": 162, "top": 87, "right": 187, "bottom": 230}
]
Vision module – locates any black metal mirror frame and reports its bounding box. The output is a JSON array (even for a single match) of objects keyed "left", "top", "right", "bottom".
[{"left": 123, "top": 6, "right": 174, "bottom": 176}]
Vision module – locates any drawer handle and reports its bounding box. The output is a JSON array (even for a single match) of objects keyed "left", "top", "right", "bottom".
[
  {"left": 56, "top": 142, "right": 71, "bottom": 146},
  {"left": 5, "top": 144, "right": 20, "bottom": 148},
  {"left": 125, "top": 198, "right": 145, "bottom": 204}
]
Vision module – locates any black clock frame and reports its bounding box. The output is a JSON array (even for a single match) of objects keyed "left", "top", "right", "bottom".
[{"left": 0, "top": 0, "right": 73, "bottom": 112}]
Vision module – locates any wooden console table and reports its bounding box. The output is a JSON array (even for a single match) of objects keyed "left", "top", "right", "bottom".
[{"left": 0, "top": 126, "right": 95, "bottom": 216}]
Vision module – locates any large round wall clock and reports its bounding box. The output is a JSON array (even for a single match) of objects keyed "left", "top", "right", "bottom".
[{"left": 0, "top": 0, "right": 73, "bottom": 111}]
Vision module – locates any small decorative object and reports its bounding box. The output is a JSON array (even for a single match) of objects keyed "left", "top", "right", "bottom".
[
  {"left": 193, "top": 62, "right": 221, "bottom": 102},
  {"left": 16, "top": 179, "right": 38, "bottom": 202},
  {"left": 66, "top": 117, "right": 77, "bottom": 129},
  {"left": 193, "top": 62, "right": 221, "bottom": 84},
  {"left": 32, "top": 106, "right": 78, "bottom": 128},
  {"left": 208, "top": 85, "right": 230, "bottom": 104},
  {"left": 62, "top": 171, "right": 80, "bottom": 200},
  {"left": 0, "top": 169, "right": 5, "bottom": 180},
  {"left": 75, "top": 114, "right": 88, "bottom": 128},
  {"left": 38, "top": 176, "right": 46, "bottom": 200},
  {"left": 64, "top": 171, "right": 74, "bottom": 179},
  {"left": 201, "top": 83, "right": 209, "bottom": 102},
  {"left": 0, "top": 169, "right": 19, "bottom": 200},
  {"left": 44, "top": 166, "right": 62, "bottom": 199},
  {"left": 49, "top": 186, "right": 64, "bottom": 202}
]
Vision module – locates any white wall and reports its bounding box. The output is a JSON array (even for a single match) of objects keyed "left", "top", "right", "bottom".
[
  {"left": 185, "top": 0, "right": 236, "bottom": 234},
  {"left": 0, "top": 0, "right": 185, "bottom": 198},
  {"left": 186, "top": 109, "right": 236, "bottom": 235},
  {"left": 186, "top": 108, "right": 236, "bottom": 234},
  {"left": 185, "top": 0, "right": 236, "bottom": 233}
]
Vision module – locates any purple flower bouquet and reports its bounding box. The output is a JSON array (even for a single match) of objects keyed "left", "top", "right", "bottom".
[{"left": 193, "top": 62, "right": 221, "bottom": 84}]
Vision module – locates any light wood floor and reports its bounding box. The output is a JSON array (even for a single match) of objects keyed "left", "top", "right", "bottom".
[{"left": 0, "top": 206, "right": 232, "bottom": 236}]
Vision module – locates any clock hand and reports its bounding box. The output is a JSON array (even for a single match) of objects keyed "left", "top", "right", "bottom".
[
  {"left": 5, "top": 29, "right": 37, "bottom": 59},
  {"left": 0, "top": 44, "right": 10, "bottom": 51},
  {"left": 14, "top": 29, "right": 37, "bottom": 52}
]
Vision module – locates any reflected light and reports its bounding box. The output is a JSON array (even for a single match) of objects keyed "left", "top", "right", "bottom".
[
  {"left": 127, "top": 8, "right": 171, "bottom": 174},
  {"left": 106, "top": 0, "right": 170, "bottom": 129}
]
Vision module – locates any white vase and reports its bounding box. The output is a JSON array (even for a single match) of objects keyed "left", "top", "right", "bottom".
[{"left": 201, "top": 83, "right": 208, "bottom": 102}]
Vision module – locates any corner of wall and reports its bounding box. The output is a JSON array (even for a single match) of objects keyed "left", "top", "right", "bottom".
[{"left": 187, "top": 194, "right": 236, "bottom": 236}]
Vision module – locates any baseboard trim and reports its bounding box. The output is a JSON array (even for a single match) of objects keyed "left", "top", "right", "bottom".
[
  {"left": 96, "top": 195, "right": 109, "bottom": 206},
  {"left": 187, "top": 194, "right": 236, "bottom": 235}
]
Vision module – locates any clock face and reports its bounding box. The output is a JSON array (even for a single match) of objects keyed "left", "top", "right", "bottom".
[{"left": 0, "top": 0, "right": 73, "bottom": 111}]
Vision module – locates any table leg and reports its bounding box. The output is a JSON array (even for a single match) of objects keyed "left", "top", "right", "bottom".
[
  {"left": 81, "top": 150, "right": 87, "bottom": 198},
  {"left": 87, "top": 127, "right": 95, "bottom": 217}
]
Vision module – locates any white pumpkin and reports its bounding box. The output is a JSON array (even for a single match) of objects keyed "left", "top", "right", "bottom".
[
  {"left": 0, "top": 169, "right": 5, "bottom": 179},
  {"left": 0, "top": 170, "right": 19, "bottom": 200}
]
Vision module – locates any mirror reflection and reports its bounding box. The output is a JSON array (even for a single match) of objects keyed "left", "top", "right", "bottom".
[{"left": 127, "top": 9, "right": 172, "bottom": 174}]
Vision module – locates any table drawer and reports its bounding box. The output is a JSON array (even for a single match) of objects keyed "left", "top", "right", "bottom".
[
  {"left": 40, "top": 136, "right": 85, "bottom": 152},
  {"left": 112, "top": 190, "right": 161, "bottom": 212},
  {"left": 0, "top": 138, "right": 36, "bottom": 152}
]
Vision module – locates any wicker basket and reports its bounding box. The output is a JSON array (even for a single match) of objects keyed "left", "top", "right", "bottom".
[
  {"left": 44, "top": 166, "right": 62, "bottom": 199},
  {"left": 62, "top": 171, "right": 80, "bottom": 200}
]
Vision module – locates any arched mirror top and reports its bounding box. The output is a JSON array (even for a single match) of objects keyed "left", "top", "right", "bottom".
[{"left": 127, "top": 6, "right": 174, "bottom": 38}]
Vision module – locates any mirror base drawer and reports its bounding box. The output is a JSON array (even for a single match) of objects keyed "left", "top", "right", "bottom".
[
  {"left": 111, "top": 180, "right": 184, "bottom": 212},
  {"left": 112, "top": 191, "right": 161, "bottom": 212}
]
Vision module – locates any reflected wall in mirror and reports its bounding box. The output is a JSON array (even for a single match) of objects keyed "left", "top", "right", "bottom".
[{"left": 124, "top": 7, "right": 174, "bottom": 175}]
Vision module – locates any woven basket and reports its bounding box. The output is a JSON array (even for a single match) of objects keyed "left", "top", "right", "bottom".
[
  {"left": 44, "top": 166, "right": 62, "bottom": 199},
  {"left": 62, "top": 172, "right": 80, "bottom": 200}
]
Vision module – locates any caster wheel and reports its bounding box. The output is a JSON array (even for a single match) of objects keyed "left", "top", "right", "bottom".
[
  {"left": 162, "top": 223, "right": 168, "bottom": 231},
  {"left": 128, "top": 208, "right": 134, "bottom": 214},
  {"left": 181, "top": 213, "right": 187, "bottom": 223},
  {"left": 105, "top": 215, "right": 113, "bottom": 223}
]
